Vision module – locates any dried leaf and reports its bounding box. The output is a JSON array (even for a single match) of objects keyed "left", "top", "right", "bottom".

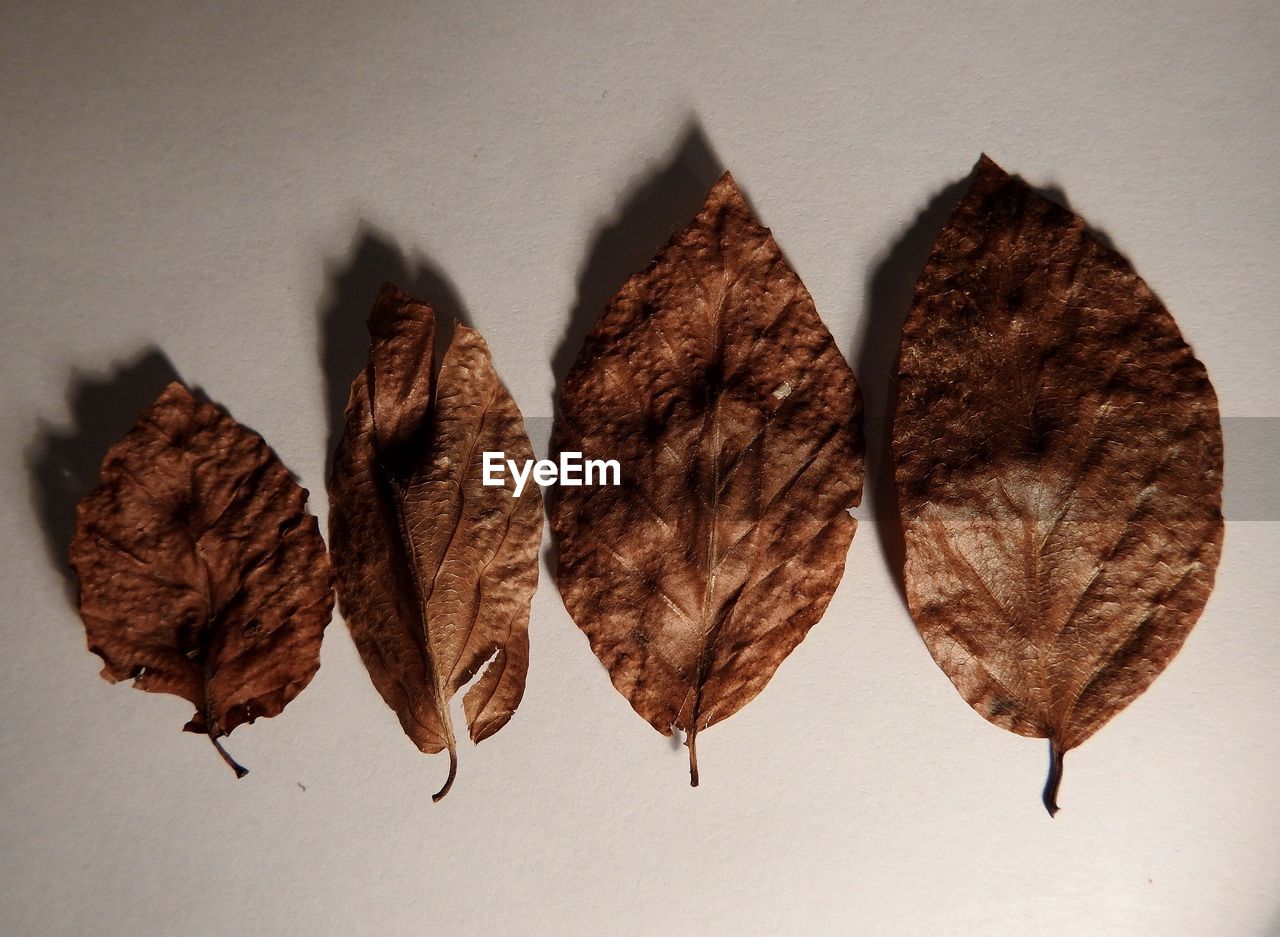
[
  {"left": 552, "top": 172, "right": 864, "bottom": 785},
  {"left": 69, "top": 382, "right": 334, "bottom": 777},
  {"left": 328, "top": 284, "right": 542, "bottom": 800},
  {"left": 892, "top": 155, "right": 1224, "bottom": 814}
]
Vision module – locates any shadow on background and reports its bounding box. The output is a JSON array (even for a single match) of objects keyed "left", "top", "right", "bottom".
[
  {"left": 318, "top": 227, "right": 472, "bottom": 475},
  {"left": 855, "top": 174, "right": 970, "bottom": 606},
  {"left": 551, "top": 121, "right": 723, "bottom": 393},
  {"left": 27, "top": 350, "right": 182, "bottom": 607}
]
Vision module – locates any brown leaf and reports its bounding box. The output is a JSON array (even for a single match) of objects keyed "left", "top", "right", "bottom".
[
  {"left": 328, "top": 284, "right": 542, "bottom": 800},
  {"left": 892, "top": 155, "right": 1224, "bottom": 814},
  {"left": 69, "top": 381, "right": 334, "bottom": 777},
  {"left": 552, "top": 172, "right": 864, "bottom": 786}
]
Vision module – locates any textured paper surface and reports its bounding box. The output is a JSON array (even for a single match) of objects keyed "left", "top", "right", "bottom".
[{"left": 3, "top": 2, "right": 1278, "bottom": 935}]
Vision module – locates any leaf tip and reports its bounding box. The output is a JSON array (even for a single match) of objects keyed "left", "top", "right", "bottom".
[
  {"left": 159, "top": 379, "right": 192, "bottom": 401},
  {"left": 972, "top": 152, "right": 1012, "bottom": 188},
  {"left": 707, "top": 170, "right": 746, "bottom": 212},
  {"left": 687, "top": 730, "right": 699, "bottom": 788}
]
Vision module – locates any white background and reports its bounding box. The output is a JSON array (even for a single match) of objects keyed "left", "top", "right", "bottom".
[{"left": 3, "top": 2, "right": 1278, "bottom": 935}]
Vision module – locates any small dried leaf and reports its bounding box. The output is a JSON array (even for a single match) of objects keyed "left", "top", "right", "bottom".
[
  {"left": 69, "top": 382, "right": 334, "bottom": 777},
  {"left": 328, "top": 284, "right": 542, "bottom": 800},
  {"left": 892, "top": 156, "right": 1224, "bottom": 813},
  {"left": 552, "top": 172, "right": 864, "bottom": 785}
]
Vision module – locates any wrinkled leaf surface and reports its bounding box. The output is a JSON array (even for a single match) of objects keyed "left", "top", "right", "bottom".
[
  {"left": 328, "top": 284, "right": 542, "bottom": 800},
  {"left": 893, "top": 156, "right": 1224, "bottom": 813},
  {"left": 553, "top": 173, "right": 864, "bottom": 785},
  {"left": 70, "top": 381, "right": 334, "bottom": 777}
]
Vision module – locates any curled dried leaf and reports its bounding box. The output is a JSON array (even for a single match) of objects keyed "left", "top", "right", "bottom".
[
  {"left": 552, "top": 172, "right": 864, "bottom": 785},
  {"left": 892, "top": 156, "right": 1224, "bottom": 814},
  {"left": 69, "top": 382, "right": 334, "bottom": 777},
  {"left": 328, "top": 284, "right": 542, "bottom": 801}
]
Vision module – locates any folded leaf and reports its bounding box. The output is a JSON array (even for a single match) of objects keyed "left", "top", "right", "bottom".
[
  {"left": 328, "top": 284, "right": 542, "bottom": 800},
  {"left": 552, "top": 172, "right": 864, "bottom": 785},
  {"left": 69, "top": 381, "right": 334, "bottom": 777},
  {"left": 892, "top": 155, "right": 1224, "bottom": 814}
]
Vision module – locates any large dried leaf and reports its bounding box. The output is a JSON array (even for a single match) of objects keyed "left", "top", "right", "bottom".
[
  {"left": 552, "top": 172, "right": 864, "bottom": 785},
  {"left": 892, "top": 155, "right": 1224, "bottom": 813},
  {"left": 328, "top": 284, "right": 542, "bottom": 800},
  {"left": 69, "top": 382, "right": 334, "bottom": 777}
]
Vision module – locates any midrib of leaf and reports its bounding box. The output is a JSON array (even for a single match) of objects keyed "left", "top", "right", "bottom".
[
  {"left": 122, "top": 406, "right": 266, "bottom": 778},
  {"left": 181, "top": 448, "right": 248, "bottom": 778},
  {"left": 386, "top": 477, "right": 457, "bottom": 802},
  {"left": 686, "top": 268, "right": 734, "bottom": 786},
  {"left": 387, "top": 381, "right": 498, "bottom": 801},
  {"left": 1016, "top": 226, "right": 1086, "bottom": 754}
]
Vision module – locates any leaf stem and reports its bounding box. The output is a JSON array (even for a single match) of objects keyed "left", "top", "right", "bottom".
[
  {"left": 1042, "top": 739, "right": 1063, "bottom": 817},
  {"left": 432, "top": 743, "right": 458, "bottom": 802},
  {"left": 209, "top": 733, "right": 248, "bottom": 779},
  {"left": 687, "top": 730, "right": 699, "bottom": 787}
]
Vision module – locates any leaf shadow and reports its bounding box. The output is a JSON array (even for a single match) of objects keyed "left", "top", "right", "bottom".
[
  {"left": 26, "top": 349, "right": 182, "bottom": 607},
  {"left": 544, "top": 120, "right": 724, "bottom": 579},
  {"left": 854, "top": 174, "right": 971, "bottom": 607},
  {"left": 318, "top": 225, "right": 474, "bottom": 476}
]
